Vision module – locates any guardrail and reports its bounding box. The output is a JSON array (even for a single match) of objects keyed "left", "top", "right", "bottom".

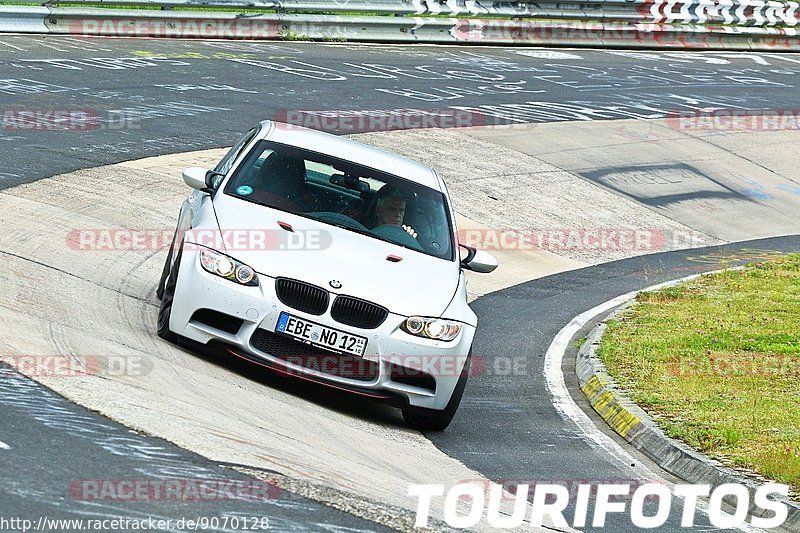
[
  {"left": 0, "top": 0, "right": 539, "bottom": 16},
  {"left": 0, "top": 0, "right": 798, "bottom": 50},
  {"left": 0, "top": 5, "right": 49, "bottom": 32},
  {"left": 2, "top": 0, "right": 799, "bottom": 25}
]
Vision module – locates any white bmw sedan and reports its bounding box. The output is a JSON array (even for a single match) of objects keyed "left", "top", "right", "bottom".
[{"left": 157, "top": 121, "right": 497, "bottom": 430}]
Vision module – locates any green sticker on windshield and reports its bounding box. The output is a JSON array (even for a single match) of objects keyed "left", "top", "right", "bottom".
[{"left": 236, "top": 185, "right": 253, "bottom": 196}]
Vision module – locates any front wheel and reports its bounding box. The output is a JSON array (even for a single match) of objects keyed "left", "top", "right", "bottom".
[
  {"left": 157, "top": 243, "right": 182, "bottom": 343},
  {"left": 156, "top": 235, "right": 176, "bottom": 301},
  {"left": 402, "top": 350, "right": 471, "bottom": 432}
]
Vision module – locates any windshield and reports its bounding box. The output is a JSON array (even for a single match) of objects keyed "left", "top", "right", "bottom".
[{"left": 223, "top": 140, "right": 454, "bottom": 261}]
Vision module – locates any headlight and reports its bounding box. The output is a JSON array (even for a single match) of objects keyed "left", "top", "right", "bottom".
[
  {"left": 401, "top": 316, "right": 461, "bottom": 341},
  {"left": 199, "top": 248, "right": 258, "bottom": 287}
]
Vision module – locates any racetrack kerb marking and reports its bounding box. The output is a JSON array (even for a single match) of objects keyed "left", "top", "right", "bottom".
[{"left": 580, "top": 375, "right": 642, "bottom": 439}]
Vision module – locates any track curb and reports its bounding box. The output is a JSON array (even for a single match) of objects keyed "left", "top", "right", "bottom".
[{"left": 576, "top": 296, "right": 800, "bottom": 531}]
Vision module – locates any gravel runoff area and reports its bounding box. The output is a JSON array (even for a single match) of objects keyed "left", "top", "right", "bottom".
[{"left": 356, "top": 127, "right": 723, "bottom": 265}]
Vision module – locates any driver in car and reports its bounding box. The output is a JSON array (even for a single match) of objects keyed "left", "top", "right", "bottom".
[{"left": 373, "top": 185, "right": 418, "bottom": 239}]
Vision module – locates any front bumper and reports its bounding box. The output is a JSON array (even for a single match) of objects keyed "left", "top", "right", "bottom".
[{"left": 169, "top": 247, "right": 474, "bottom": 410}]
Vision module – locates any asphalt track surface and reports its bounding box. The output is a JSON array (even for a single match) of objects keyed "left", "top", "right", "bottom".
[
  {"left": 434, "top": 236, "right": 800, "bottom": 531},
  {"left": 2, "top": 37, "right": 800, "bottom": 188},
  {"left": 0, "top": 366, "right": 390, "bottom": 532},
  {"left": 1, "top": 36, "right": 799, "bottom": 531}
]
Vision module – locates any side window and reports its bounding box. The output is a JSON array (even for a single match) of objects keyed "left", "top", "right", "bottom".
[
  {"left": 214, "top": 128, "right": 258, "bottom": 178},
  {"left": 232, "top": 148, "right": 275, "bottom": 185}
]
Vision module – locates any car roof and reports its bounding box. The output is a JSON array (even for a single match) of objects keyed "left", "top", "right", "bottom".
[{"left": 259, "top": 121, "right": 441, "bottom": 191}]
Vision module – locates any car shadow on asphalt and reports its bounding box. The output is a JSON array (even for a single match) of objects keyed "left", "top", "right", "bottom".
[{"left": 175, "top": 338, "right": 408, "bottom": 429}]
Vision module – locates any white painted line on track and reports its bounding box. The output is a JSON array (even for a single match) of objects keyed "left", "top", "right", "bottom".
[
  {"left": 0, "top": 440, "right": 10, "bottom": 450},
  {"left": 543, "top": 271, "right": 762, "bottom": 533},
  {"left": 0, "top": 40, "right": 24, "bottom": 51}
]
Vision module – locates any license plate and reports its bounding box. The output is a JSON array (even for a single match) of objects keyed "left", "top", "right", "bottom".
[{"left": 275, "top": 312, "right": 367, "bottom": 357}]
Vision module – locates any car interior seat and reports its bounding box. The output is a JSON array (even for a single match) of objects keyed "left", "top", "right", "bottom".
[{"left": 252, "top": 153, "right": 315, "bottom": 211}]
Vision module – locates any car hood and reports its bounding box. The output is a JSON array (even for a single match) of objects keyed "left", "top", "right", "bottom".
[{"left": 210, "top": 196, "right": 460, "bottom": 318}]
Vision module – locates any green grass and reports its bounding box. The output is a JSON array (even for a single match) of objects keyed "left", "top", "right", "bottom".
[{"left": 597, "top": 255, "right": 800, "bottom": 498}]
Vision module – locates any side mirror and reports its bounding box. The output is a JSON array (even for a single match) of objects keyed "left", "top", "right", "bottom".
[
  {"left": 459, "top": 244, "right": 498, "bottom": 274},
  {"left": 182, "top": 167, "right": 210, "bottom": 191},
  {"left": 205, "top": 169, "right": 225, "bottom": 190}
]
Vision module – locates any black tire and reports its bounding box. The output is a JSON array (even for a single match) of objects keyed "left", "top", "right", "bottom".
[
  {"left": 402, "top": 350, "right": 471, "bottom": 432},
  {"left": 156, "top": 235, "right": 176, "bottom": 301},
  {"left": 157, "top": 243, "right": 182, "bottom": 343}
]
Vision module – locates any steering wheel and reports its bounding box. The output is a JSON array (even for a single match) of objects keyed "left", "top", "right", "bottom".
[
  {"left": 372, "top": 224, "right": 423, "bottom": 251},
  {"left": 308, "top": 212, "right": 369, "bottom": 231}
]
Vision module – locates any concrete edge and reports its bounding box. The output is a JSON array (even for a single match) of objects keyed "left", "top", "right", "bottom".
[
  {"left": 575, "top": 289, "right": 800, "bottom": 530},
  {"left": 231, "top": 465, "right": 459, "bottom": 533},
  {"left": 235, "top": 465, "right": 572, "bottom": 533}
]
